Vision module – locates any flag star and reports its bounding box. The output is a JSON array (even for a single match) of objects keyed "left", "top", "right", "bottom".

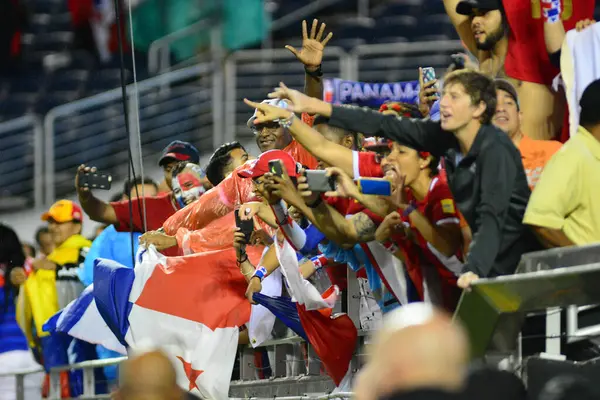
[{"left": 176, "top": 356, "right": 204, "bottom": 392}]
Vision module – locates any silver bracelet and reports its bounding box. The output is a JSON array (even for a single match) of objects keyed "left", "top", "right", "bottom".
[{"left": 278, "top": 113, "right": 295, "bottom": 129}]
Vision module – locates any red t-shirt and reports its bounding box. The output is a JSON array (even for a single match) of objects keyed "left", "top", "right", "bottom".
[
  {"left": 352, "top": 150, "right": 383, "bottom": 178},
  {"left": 503, "top": 0, "right": 595, "bottom": 85},
  {"left": 111, "top": 193, "right": 179, "bottom": 256},
  {"left": 402, "top": 177, "right": 463, "bottom": 309}
]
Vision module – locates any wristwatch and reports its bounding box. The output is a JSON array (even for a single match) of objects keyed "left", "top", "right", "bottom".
[
  {"left": 305, "top": 64, "right": 323, "bottom": 78},
  {"left": 402, "top": 201, "right": 417, "bottom": 218}
]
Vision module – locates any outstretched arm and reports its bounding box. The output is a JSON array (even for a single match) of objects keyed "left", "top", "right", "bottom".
[{"left": 285, "top": 19, "right": 333, "bottom": 101}]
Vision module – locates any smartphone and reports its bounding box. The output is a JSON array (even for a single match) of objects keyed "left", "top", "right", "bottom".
[
  {"left": 78, "top": 170, "right": 112, "bottom": 190},
  {"left": 357, "top": 178, "right": 392, "bottom": 196},
  {"left": 268, "top": 159, "right": 284, "bottom": 177},
  {"left": 305, "top": 170, "right": 336, "bottom": 192},
  {"left": 422, "top": 67, "right": 438, "bottom": 88},
  {"left": 235, "top": 209, "right": 255, "bottom": 243}
]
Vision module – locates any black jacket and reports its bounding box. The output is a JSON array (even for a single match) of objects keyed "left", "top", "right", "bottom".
[
  {"left": 380, "top": 388, "right": 462, "bottom": 400},
  {"left": 329, "top": 105, "right": 540, "bottom": 277}
]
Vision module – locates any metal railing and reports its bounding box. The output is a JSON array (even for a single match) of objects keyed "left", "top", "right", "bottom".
[
  {"left": 0, "top": 115, "right": 43, "bottom": 210},
  {"left": 347, "top": 40, "right": 464, "bottom": 82},
  {"left": 43, "top": 63, "right": 215, "bottom": 204}
]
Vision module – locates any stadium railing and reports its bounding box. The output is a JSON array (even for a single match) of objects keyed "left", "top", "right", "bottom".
[
  {"left": 3, "top": 245, "right": 600, "bottom": 398},
  {"left": 0, "top": 116, "right": 43, "bottom": 210}
]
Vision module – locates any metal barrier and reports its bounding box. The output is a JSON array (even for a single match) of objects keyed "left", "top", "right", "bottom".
[
  {"left": 42, "top": 63, "right": 216, "bottom": 204},
  {"left": 0, "top": 115, "right": 43, "bottom": 210},
  {"left": 348, "top": 40, "right": 464, "bottom": 82},
  {"left": 225, "top": 46, "right": 351, "bottom": 144}
]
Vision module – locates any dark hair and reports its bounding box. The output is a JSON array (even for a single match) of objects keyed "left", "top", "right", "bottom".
[
  {"left": 123, "top": 177, "right": 158, "bottom": 198},
  {"left": 427, "top": 154, "right": 441, "bottom": 177},
  {"left": 579, "top": 79, "right": 600, "bottom": 129},
  {"left": 206, "top": 141, "right": 246, "bottom": 186},
  {"left": 313, "top": 116, "right": 359, "bottom": 150},
  {"left": 171, "top": 161, "right": 202, "bottom": 179},
  {"left": 539, "top": 375, "right": 598, "bottom": 400},
  {"left": 35, "top": 226, "right": 50, "bottom": 246},
  {"left": 0, "top": 224, "right": 26, "bottom": 305},
  {"left": 444, "top": 70, "right": 497, "bottom": 125}
]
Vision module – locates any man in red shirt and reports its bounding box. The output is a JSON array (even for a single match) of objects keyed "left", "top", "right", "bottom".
[
  {"left": 75, "top": 163, "right": 206, "bottom": 257},
  {"left": 445, "top": 0, "right": 595, "bottom": 140}
]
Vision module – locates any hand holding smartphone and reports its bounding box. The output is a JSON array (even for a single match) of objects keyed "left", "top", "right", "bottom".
[
  {"left": 235, "top": 209, "right": 255, "bottom": 243},
  {"left": 305, "top": 170, "right": 337, "bottom": 192},
  {"left": 356, "top": 178, "right": 392, "bottom": 196},
  {"left": 77, "top": 169, "right": 112, "bottom": 190},
  {"left": 268, "top": 159, "right": 284, "bottom": 177}
]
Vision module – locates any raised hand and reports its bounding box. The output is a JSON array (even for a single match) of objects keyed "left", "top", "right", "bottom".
[
  {"left": 285, "top": 19, "right": 333, "bottom": 69},
  {"left": 139, "top": 230, "right": 178, "bottom": 250},
  {"left": 267, "top": 82, "right": 324, "bottom": 115},
  {"left": 375, "top": 211, "right": 403, "bottom": 242},
  {"left": 418, "top": 67, "right": 439, "bottom": 118},
  {"left": 243, "top": 98, "right": 292, "bottom": 124}
]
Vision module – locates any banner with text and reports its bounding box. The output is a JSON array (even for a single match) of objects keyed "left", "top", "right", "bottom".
[{"left": 323, "top": 78, "right": 420, "bottom": 108}]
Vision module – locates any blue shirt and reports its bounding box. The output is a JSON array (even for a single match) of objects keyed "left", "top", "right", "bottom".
[
  {"left": 0, "top": 289, "right": 29, "bottom": 354},
  {"left": 80, "top": 225, "right": 141, "bottom": 287}
]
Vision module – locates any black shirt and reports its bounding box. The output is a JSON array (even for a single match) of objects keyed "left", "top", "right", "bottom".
[{"left": 329, "top": 105, "right": 540, "bottom": 277}]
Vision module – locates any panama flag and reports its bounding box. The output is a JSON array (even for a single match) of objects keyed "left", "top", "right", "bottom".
[
  {"left": 93, "top": 246, "right": 251, "bottom": 399},
  {"left": 43, "top": 285, "right": 126, "bottom": 355},
  {"left": 269, "top": 238, "right": 357, "bottom": 388}
]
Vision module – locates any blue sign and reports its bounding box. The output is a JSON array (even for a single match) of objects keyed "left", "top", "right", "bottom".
[{"left": 323, "top": 78, "right": 420, "bottom": 108}]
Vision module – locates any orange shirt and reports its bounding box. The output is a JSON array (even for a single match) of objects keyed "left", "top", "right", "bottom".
[{"left": 518, "top": 134, "right": 562, "bottom": 190}]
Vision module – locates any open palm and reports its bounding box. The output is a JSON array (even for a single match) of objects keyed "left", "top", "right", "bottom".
[{"left": 286, "top": 19, "right": 333, "bottom": 68}]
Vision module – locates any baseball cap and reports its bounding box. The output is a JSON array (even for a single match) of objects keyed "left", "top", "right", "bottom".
[
  {"left": 495, "top": 79, "right": 520, "bottom": 110},
  {"left": 158, "top": 141, "right": 200, "bottom": 167},
  {"left": 237, "top": 149, "right": 299, "bottom": 179},
  {"left": 246, "top": 99, "right": 291, "bottom": 132},
  {"left": 456, "top": 0, "right": 501, "bottom": 15},
  {"left": 41, "top": 200, "right": 83, "bottom": 223},
  {"left": 363, "top": 136, "right": 393, "bottom": 153}
]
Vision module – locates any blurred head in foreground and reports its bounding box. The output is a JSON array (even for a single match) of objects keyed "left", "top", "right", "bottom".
[
  {"left": 354, "top": 303, "right": 469, "bottom": 400},
  {"left": 115, "top": 350, "right": 187, "bottom": 400}
]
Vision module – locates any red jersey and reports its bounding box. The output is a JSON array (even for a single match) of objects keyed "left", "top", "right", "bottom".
[
  {"left": 503, "top": 0, "right": 596, "bottom": 85},
  {"left": 352, "top": 150, "right": 384, "bottom": 178},
  {"left": 112, "top": 193, "right": 177, "bottom": 233},
  {"left": 112, "top": 193, "right": 179, "bottom": 257},
  {"left": 390, "top": 177, "right": 463, "bottom": 310}
]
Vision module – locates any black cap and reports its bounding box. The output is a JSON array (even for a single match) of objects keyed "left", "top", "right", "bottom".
[
  {"left": 158, "top": 140, "right": 200, "bottom": 167},
  {"left": 456, "top": 0, "right": 501, "bottom": 15},
  {"left": 579, "top": 78, "right": 600, "bottom": 127},
  {"left": 495, "top": 79, "right": 520, "bottom": 110}
]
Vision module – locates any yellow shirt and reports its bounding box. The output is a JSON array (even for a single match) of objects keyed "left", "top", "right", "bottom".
[{"left": 523, "top": 126, "right": 600, "bottom": 245}]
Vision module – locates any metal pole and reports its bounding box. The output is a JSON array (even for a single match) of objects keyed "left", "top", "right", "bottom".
[
  {"left": 127, "top": 94, "right": 142, "bottom": 172},
  {"left": 33, "top": 117, "right": 44, "bottom": 207},
  {"left": 43, "top": 112, "right": 56, "bottom": 205},
  {"left": 15, "top": 374, "right": 24, "bottom": 400},
  {"left": 545, "top": 307, "right": 562, "bottom": 356},
  {"left": 211, "top": 25, "right": 224, "bottom": 149},
  {"left": 82, "top": 367, "right": 96, "bottom": 396},
  {"left": 357, "top": 0, "right": 369, "bottom": 18},
  {"left": 224, "top": 56, "right": 237, "bottom": 144}
]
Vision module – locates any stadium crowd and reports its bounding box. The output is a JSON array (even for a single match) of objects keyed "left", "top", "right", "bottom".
[{"left": 2, "top": 0, "right": 600, "bottom": 399}]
